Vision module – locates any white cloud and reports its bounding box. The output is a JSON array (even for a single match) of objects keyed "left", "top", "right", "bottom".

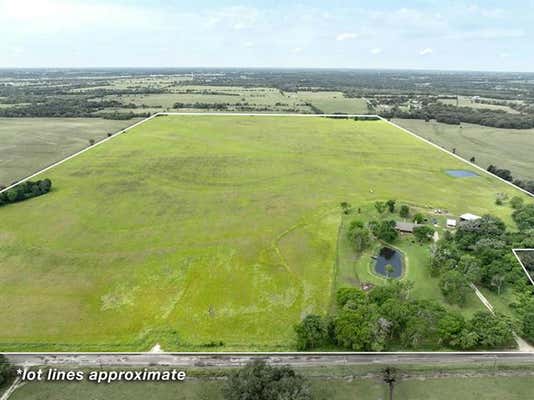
[
  {"left": 292, "top": 47, "right": 303, "bottom": 54},
  {"left": 243, "top": 41, "right": 254, "bottom": 48},
  {"left": 419, "top": 48, "right": 433, "bottom": 56},
  {"left": 336, "top": 32, "right": 358, "bottom": 41},
  {"left": 370, "top": 47, "right": 382, "bottom": 55}
]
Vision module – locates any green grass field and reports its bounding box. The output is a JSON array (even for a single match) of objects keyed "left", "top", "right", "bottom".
[
  {"left": 0, "top": 115, "right": 530, "bottom": 351},
  {"left": 393, "top": 118, "right": 534, "bottom": 181},
  {"left": 0, "top": 118, "right": 140, "bottom": 186},
  {"left": 294, "top": 91, "right": 369, "bottom": 114}
]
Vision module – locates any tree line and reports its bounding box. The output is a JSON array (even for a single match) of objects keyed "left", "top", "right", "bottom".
[
  {"left": 0, "top": 179, "right": 52, "bottom": 207},
  {"left": 295, "top": 282, "right": 515, "bottom": 351},
  {"left": 487, "top": 165, "right": 534, "bottom": 194},
  {"left": 383, "top": 103, "right": 534, "bottom": 129}
]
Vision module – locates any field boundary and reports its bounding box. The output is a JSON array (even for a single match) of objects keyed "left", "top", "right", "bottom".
[
  {"left": 513, "top": 249, "right": 534, "bottom": 286},
  {"left": 381, "top": 118, "right": 534, "bottom": 198}
]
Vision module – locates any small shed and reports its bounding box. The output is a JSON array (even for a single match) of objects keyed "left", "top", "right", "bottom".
[
  {"left": 446, "top": 219, "right": 457, "bottom": 228},
  {"left": 395, "top": 221, "right": 419, "bottom": 233},
  {"left": 459, "top": 213, "right": 481, "bottom": 222}
]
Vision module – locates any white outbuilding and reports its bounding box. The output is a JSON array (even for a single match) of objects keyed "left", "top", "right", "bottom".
[
  {"left": 446, "top": 219, "right": 457, "bottom": 228},
  {"left": 459, "top": 213, "right": 481, "bottom": 222}
]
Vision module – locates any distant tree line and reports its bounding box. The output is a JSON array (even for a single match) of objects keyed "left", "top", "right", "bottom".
[
  {"left": 0, "top": 179, "right": 52, "bottom": 207},
  {"left": 0, "top": 97, "right": 148, "bottom": 120},
  {"left": 383, "top": 103, "right": 534, "bottom": 129}
]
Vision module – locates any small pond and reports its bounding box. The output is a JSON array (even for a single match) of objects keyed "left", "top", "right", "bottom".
[
  {"left": 374, "top": 247, "right": 404, "bottom": 279},
  {"left": 445, "top": 169, "right": 478, "bottom": 178}
]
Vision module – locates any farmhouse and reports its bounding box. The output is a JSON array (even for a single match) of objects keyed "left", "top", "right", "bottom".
[
  {"left": 395, "top": 221, "right": 420, "bottom": 233},
  {"left": 459, "top": 213, "right": 481, "bottom": 222}
]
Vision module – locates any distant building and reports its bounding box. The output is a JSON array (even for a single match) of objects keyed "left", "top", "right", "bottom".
[
  {"left": 395, "top": 221, "right": 419, "bottom": 233},
  {"left": 459, "top": 213, "right": 481, "bottom": 222},
  {"left": 446, "top": 219, "right": 457, "bottom": 228}
]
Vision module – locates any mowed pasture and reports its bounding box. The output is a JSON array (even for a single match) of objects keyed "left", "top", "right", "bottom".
[
  {"left": 0, "top": 115, "right": 530, "bottom": 351},
  {"left": 393, "top": 118, "right": 534, "bottom": 181},
  {"left": 0, "top": 118, "right": 140, "bottom": 186},
  {"left": 295, "top": 91, "right": 369, "bottom": 114}
]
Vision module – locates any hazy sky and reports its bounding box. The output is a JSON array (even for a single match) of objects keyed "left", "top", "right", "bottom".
[{"left": 1, "top": 0, "right": 533, "bottom": 71}]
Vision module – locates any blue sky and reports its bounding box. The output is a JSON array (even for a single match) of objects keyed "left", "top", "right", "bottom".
[{"left": 1, "top": 0, "right": 533, "bottom": 71}]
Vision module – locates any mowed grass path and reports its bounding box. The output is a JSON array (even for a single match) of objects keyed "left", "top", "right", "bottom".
[{"left": 0, "top": 116, "right": 530, "bottom": 351}]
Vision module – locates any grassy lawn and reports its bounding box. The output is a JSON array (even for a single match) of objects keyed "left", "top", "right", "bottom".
[
  {"left": 336, "top": 207, "right": 485, "bottom": 320},
  {"left": 393, "top": 118, "right": 534, "bottom": 181},
  {"left": 0, "top": 118, "right": 140, "bottom": 186},
  {"left": 0, "top": 115, "right": 530, "bottom": 351}
]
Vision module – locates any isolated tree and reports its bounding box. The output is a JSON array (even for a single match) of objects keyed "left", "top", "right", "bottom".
[
  {"left": 223, "top": 360, "right": 312, "bottom": 400},
  {"left": 294, "top": 315, "right": 329, "bottom": 351},
  {"left": 88, "top": 138, "right": 95, "bottom": 146},
  {"left": 347, "top": 220, "right": 371, "bottom": 252},
  {"left": 386, "top": 199, "right": 396, "bottom": 213},
  {"left": 340, "top": 201, "right": 352, "bottom": 215},
  {"left": 412, "top": 213, "right": 424, "bottom": 224},
  {"left": 370, "top": 220, "right": 399, "bottom": 243},
  {"left": 439, "top": 270, "right": 468, "bottom": 305},
  {"left": 413, "top": 226, "right": 435, "bottom": 242},
  {"left": 375, "top": 201, "right": 387, "bottom": 214},
  {"left": 382, "top": 367, "right": 397, "bottom": 400},
  {"left": 470, "top": 156, "right": 476, "bottom": 163},
  {"left": 510, "top": 196, "right": 524, "bottom": 210},
  {"left": 399, "top": 205, "right": 410, "bottom": 218},
  {"left": 385, "top": 264, "right": 395, "bottom": 279}
]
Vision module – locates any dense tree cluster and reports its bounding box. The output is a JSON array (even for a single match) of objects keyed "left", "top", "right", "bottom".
[
  {"left": 223, "top": 360, "right": 311, "bottom": 400},
  {"left": 512, "top": 204, "right": 534, "bottom": 231},
  {"left": 0, "top": 179, "right": 52, "bottom": 207},
  {"left": 431, "top": 214, "right": 531, "bottom": 300},
  {"left": 295, "top": 283, "right": 515, "bottom": 351}
]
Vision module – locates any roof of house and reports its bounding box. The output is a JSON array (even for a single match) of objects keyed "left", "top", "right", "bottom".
[
  {"left": 460, "top": 213, "right": 481, "bottom": 221},
  {"left": 395, "top": 221, "right": 419, "bottom": 232},
  {"left": 446, "top": 218, "right": 457, "bottom": 226}
]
